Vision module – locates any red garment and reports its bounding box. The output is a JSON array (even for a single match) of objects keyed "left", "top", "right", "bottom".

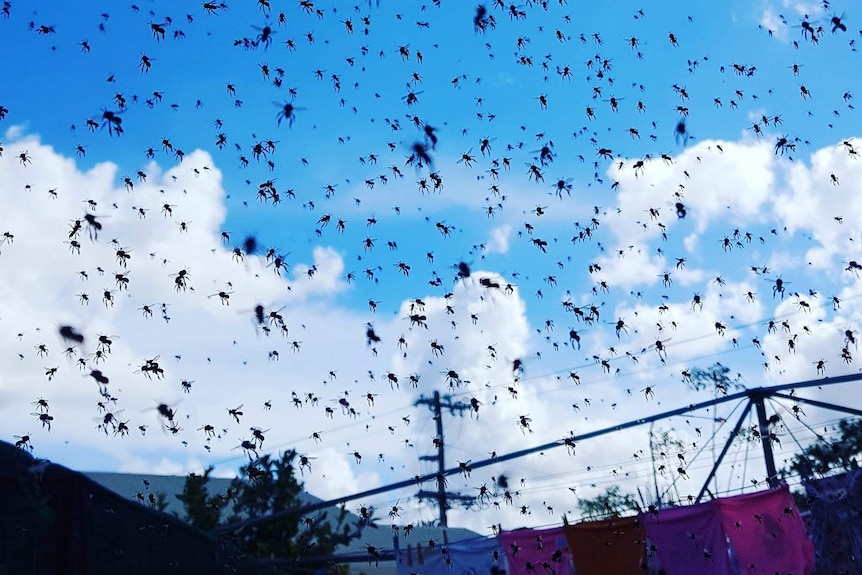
[
  {"left": 563, "top": 516, "right": 647, "bottom": 575},
  {"left": 716, "top": 485, "right": 815, "bottom": 575}
]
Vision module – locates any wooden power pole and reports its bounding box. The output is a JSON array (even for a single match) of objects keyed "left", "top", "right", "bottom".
[{"left": 415, "top": 391, "right": 474, "bottom": 526}]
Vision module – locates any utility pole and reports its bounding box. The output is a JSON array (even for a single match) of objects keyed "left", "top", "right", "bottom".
[{"left": 415, "top": 391, "right": 474, "bottom": 527}]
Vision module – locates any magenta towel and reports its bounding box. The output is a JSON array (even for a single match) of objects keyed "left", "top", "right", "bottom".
[
  {"left": 717, "top": 485, "right": 815, "bottom": 575},
  {"left": 641, "top": 501, "right": 733, "bottom": 575},
  {"left": 497, "top": 527, "right": 574, "bottom": 575}
]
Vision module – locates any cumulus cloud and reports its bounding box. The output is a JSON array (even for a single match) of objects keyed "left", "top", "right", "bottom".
[
  {"left": 0, "top": 133, "right": 373, "bottom": 477},
  {"left": 607, "top": 139, "right": 776, "bottom": 240},
  {"left": 486, "top": 224, "right": 513, "bottom": 255},
  {"left": 760, "top": 9, "right": 789, "bottom": 41},
  {"left": 593, "top": 247, "right": 666, "bottom": 292},
  {"left": 773, "top": 142, "right": 862, "bottom": 273}
]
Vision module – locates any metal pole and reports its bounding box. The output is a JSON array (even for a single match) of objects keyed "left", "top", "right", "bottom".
[
  {"left": 752, "top": 391, "right": 779, "bottom": 488},
  {"left": 771, "top": 392, "right": 862, "bottom": 418}
]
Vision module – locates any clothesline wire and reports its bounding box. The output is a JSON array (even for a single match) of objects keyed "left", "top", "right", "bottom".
[
  {"left": 776, "top": 397, "right": 835, "bottom": 445},
  {"left": 440, "top": 400, "right": 750, "bottom": 489},
  {"left": 741, "top": 405, "right": 752, "bottom": 493},
  {"left": 490, "top": 417, "right": 849, "bottom": 516},
  {"left": 724, "top": 425, "right": 746, "bottom": 496},
  {"left": 657, "top": 399, "right": 746, "bottom": 504},
  {"left": 420, "top": 408, "right": 850, "bottom": 504},
  {"left": 437, "top": 404, "right": 839, "bottom": 499},
  {"left": 770, "top": 397, "right": 819, "bottom": 474}
]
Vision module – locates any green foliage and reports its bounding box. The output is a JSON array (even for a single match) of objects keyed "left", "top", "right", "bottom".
[
  {"left": 577, "top": 485, "right": 641, "bottom": 519},
  {"left": 175, "top": 467, "right": 227, "bottom": 531},
  {"left": 178, "top": 450, "right": 367, "bottom": 567},
  {"left": 784, "top": 418, "right": 862, "bottom": 481},
  {"left": 650, "top": 427, "right": 684, "bottom": 457},
  {"left": 151, "top": 491, "right": 169, "bottom": 513},
  {"left": 687, "top": 362, "right": 744, "bottom": 395}
]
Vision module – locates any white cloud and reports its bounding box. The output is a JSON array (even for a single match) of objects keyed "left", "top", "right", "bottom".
[
  {"left": 593, "top": 245, "right": 665, "bottom": 291},
  {"left": 605, "top": 140, "right": 776, "bottom": 246},
  {"left": 486, "top": 224, "right": 512, "bottom": 255},
  {"left": 0, "top": 135, "right": 605, "bottom": 532},
  {"left": 773, "top": 143, "right": 862, "bottom": 275},
  {"left": 782, "top": 0, "right": 823, "bottom": 17},
  {"left": 0, "top": 133, "right": 375, "bottom": 481},
  {"left": 760, "top": 9, "right": 789, "bottom": 41}
]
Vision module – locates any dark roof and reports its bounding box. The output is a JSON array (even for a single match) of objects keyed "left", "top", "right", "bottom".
[
  {"left": 84, "top": 470, "right": 325, "bottom": 517},
  {"left": 0, "top": 440, "right": 279, "bottom": 575},
  {"left": 0, "top": 442, "right": 481, "bottom": 575}
]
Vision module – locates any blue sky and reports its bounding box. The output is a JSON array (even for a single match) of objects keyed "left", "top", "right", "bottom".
[{"left": 2, "top": 0, "right": 862, "bottom": 531}]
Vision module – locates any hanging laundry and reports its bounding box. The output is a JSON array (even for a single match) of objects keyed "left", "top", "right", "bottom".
[
  {"left": 562, "top": 515, "right": 647, "bottom": 575},
  {"left": 805, "top": 468, "right": 862, "bottom": 575},
  {"left": 641, "top": 501, "right": 733, "bottom": 575},
  {"left": 497, "top": 526, "right": 574, "bottom": 575},
  {"left": 716, "top": 484, "right": 814, "bottom": 575},
  {"left": 395, "top": 535, "right": 506, "bottom": 575}
]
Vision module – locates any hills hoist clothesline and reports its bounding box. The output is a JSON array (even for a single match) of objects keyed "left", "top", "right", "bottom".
[{"left": 218, "top": 373, "right": 862, "bottom": 537}]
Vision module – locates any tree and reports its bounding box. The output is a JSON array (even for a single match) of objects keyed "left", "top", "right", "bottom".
[
  {"left": 577, "top": 486, "right": 641, "bottom": 519},
  {"left": 686, "top": 362, "right": 744, "bottom": 395},
  {"left": 149, "top": 491, "right": 169, "bottom": 513},
  {"left": 177, "top": 450, "right": 371, "bottom": 569},
  {"left": 175, "top": 466, "right": 226, "bottom": 531},
  {"left": 783, "top": 417, "right": 862, "bottom": 481},
  {"left": 781, "top": 417, "right": 862, "bottom": 512}
]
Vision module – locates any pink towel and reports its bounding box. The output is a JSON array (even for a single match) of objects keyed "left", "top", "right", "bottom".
[
  {"left": 641, "top": 501, "right": 733, "bottom": 575},
  {"left": 717, "top": 485, "right": 815, "bottom": 575},
  {"left": 497, "top": 527, "right": 574, "bottom": 575}
]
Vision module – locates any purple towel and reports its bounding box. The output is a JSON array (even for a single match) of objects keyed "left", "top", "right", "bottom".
[{"left": 641, "top": 501, "right": 733, "bottom": 575}]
